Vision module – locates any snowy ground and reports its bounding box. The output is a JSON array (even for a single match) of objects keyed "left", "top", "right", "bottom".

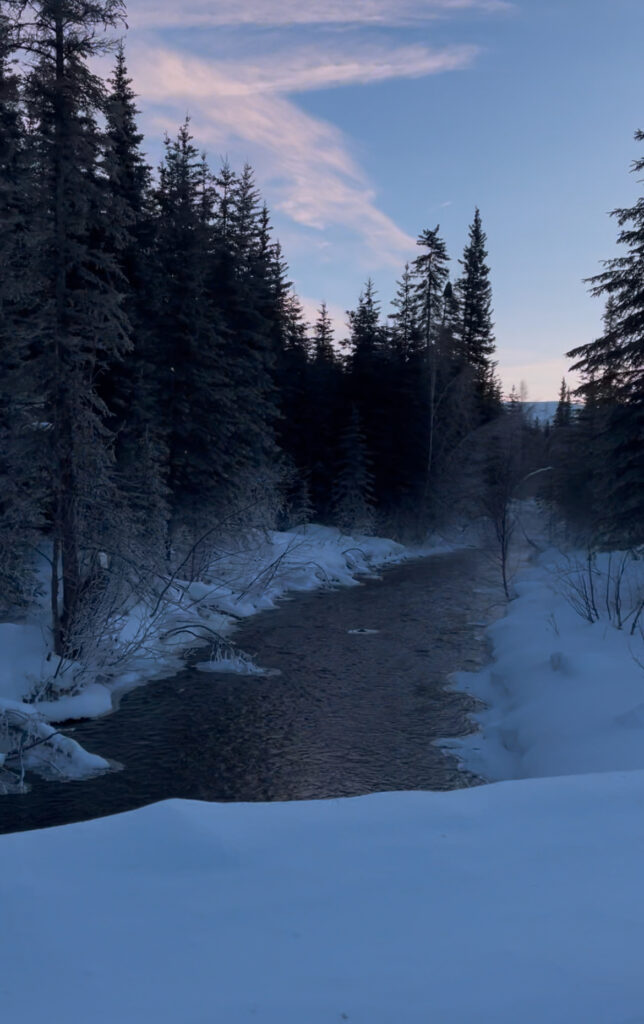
[
  {"left": 3, "top": 534, "right": 644, "bottom": 1020},
  {"left": 444, "top": 547, "right": 644, "bottom": 780},
  {"left": 3, "top": 773, "right": 644, "bottom": 1023},
  {"left": 0, "top": 526, "right": 414, "bottom": 784}
]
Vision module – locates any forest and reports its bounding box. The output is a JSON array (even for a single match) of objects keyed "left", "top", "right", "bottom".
[
  {"left": 2, "top": 2, "right": 644, "bottom": 1017},
  {"left": 0, "top": 0, "right": 642, "bottom": 676}
]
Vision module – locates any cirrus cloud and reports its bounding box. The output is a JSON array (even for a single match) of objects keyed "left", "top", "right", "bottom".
[
  {"left": 131, "top": 40, "right": 479, "bottom": 263},
  {"left": 128, "top": 0, "right": 512, "bottom": 30}
]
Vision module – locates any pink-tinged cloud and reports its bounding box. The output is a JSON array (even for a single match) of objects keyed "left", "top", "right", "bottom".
[
  {"left": 131, "top": 42, "right": 478, "bottom": 263},
  {"left": 129, "top": 0, "right": 511, "bottom": 30},
  {"left": 134, "top": 43, "right": 480, "bottom": 99}
]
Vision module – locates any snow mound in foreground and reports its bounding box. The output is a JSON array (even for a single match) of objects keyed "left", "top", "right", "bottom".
[{"left": 2, "top": 772, "right": 644, "bottom": 1022}]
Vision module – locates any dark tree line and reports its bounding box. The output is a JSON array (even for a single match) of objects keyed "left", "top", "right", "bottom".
[
  {"left": 0, "top": 0, "right": 506, "bottom": 657},
  {"left": 546, "top": 129, "right": 644, "bottom": 548}
]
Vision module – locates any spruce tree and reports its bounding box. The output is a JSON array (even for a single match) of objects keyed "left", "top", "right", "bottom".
[
  {"left": 455, "top": 208, "right": 499, "bottom": 419},
  {"left": 13, "top": 0, "right": 130, "bottom": 653},
  {"left": 313, "top": 301, "right": 335, "bottom": 361},
  {"left": 209, "top": 160, "right": 279, "bottom": 520},
  {"left": 553, "top": 377, "right": 572, "bottom": 428},
  {"left": 569, "top": 134, "right": 644, "bottom": 402},
  {"left": 332, "top": 405, "right": 375, "bottom": 536},
  {"left": 431, "top": 278, "right": 477, "bottom": 491},
  {"left": 413, "top": 226, "right": 449, "bottom": 351},
  {"left": 389, "top": 263, "right": 423, "bottom": 361},
  {"left": 568, "top": 129, "right": 644, "bottom": 545},
  {"left": 412, "top": 225, "right": 450, "bottom": 509},
  {"left": 0, "top": 10, "right": 43, "bottom": 607},
  {"left": 153, "top": 121, "right": 232, "bottom": 539},
  {"left": 308, "top": 303, "right": 341, "bottom": 517},
  {"left": 384, "top": 268, "right": 425, "bottom": 520},
  {"left": 102, "top": 44, "right": 167, "bottom": 562},
  {"left": 345, "top": 280, "right": 393, "bottom": 508},
  {"left": 256, "top": 217, "right": 309, "bottom": 487}
]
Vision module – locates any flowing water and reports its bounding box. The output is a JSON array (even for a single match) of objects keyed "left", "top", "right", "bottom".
[{"left": 0, "top": 549, "right": 502, "bottom": 835}]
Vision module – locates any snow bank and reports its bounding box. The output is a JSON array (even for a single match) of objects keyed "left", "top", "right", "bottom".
[
  {"left": 0, "top": 699, "right": 108, "bottom": 792},
  {"left": 2, "top": 772, "right": 644, "bottom": 1022},
  {"left": 105, "top": 526, "right": 408, "bottom": 691},
  {"left": 444, "top": 548, "right": 644, "bottom": 780},
  {"left": 179, "top": 525, "right": 406, "bottom": 620},
  {"left": 0, "top": 624, "right": 112, "bottom": 786}
]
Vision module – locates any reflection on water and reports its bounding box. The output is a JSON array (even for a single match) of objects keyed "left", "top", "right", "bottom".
[{"left": 0, "top": 551, "right": 498, "bottom": 835}]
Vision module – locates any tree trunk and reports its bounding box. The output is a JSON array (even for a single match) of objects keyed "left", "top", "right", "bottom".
[{"left": 51, "top": 4, "right": 80, "bottom": 654}]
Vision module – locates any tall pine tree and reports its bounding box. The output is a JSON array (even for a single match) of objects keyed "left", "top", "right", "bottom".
[
  {"left": 0, "top": 9, "right": 44, "bottom": 607},
  {"left": 455, "top": 208, "right": 499, "bottom": 420},
  {"left": 568, "top": 129, "right": 644, "bottom": 545},
  {"left": 412, "top": 225, "right": 449, "bottom": 509},
  {"left": 15, "top": 0, "right": 130, "bottom": 653}
]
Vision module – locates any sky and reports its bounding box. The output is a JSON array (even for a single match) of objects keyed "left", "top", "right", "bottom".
[{"left": 122, "top": 0, "right": 643, "bottom": 400}]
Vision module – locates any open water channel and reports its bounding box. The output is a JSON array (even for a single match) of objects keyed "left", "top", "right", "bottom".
[{"left": 0, "top": 550, "right": 501, "bottom": 835}]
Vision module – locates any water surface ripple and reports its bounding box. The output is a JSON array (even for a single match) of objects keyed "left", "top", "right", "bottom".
[{"left": 0, "top": 550, "right": 499, "bottom": 835}]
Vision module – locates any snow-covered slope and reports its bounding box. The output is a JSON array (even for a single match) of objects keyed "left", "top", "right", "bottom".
[
  {"left": 2, "top": 773, "right": 644, "bottom": 1023},
  {"left": 444, "top": 548, "right": 644, "bottom": 781}
]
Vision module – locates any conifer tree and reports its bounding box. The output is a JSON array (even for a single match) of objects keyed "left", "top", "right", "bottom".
[
  {"left": 568, "top": 129, "right": 644, "bottom": 544},
  {"left": 13, "top": 0, "right": 130, "bottom": 653},
  {"left": 332, "top": 405, "right": 375, "bottom": 535},
  {"left": 209, "top": 160, "right": 279, "bottom": 517},
  {"left": 308, "top": 303, "right": 341, "bottom": 516},
  {"left": 345, "top": 281, "right": 394, "bottom": 506},
  {"left": 389, "top": 264, "right": 423, "bottom": 361},
  {"left": 430, "top": 278, "right": 478, "bottom": 497},
  {"left": 569, "top": 135, "right": 644, "bottom": 403},
  {"left": 102, "top": 44, "right": 167, "bottom": 560},
  {"left": 413, "top": 226, "right": 449, "bottom": 351},
  {"left": 153, "top": 121, "right": 232, "bottom": 536},
  {"left": 347, "top": 279, "right": 383, "bottom": 360},
  {"left": 0, "top": 9, "right": 43, "bottom": 606},
  {"left": 313, "top": 301, "right": 335, "bottom": 362},
  {"left": 385, "top": 268, "right": 426, "bottom": 519},
  {"left": 412, "top": 225, "right": 450, "bottom": 507},
  {"left": 553, "top": 378, "right": 572, "bottom": 428},
  {"left": 455, "top": 208, "right": 499, "bottom": 419},
  {"left": 256, "top": 218, "right": 308, "bottom": 483}
]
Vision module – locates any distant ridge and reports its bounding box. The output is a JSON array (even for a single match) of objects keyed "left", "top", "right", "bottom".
[{"left": 520, "top": 401, "right": 582, "bottom": 423}]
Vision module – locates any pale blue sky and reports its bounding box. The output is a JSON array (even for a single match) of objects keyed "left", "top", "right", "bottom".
[{"left": 125, "top": 0, "right": 643, "bottom": 399}]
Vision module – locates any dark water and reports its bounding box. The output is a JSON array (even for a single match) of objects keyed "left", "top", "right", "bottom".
[{"left": 0, "top": 550, "right": 500, "bottom": 835}]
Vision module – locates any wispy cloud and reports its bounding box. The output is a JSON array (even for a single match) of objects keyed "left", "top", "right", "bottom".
[
  {"left": 199, "top": 44, "right": 479, "bottom": 96},
  {"left": 132, "top": 42, "right": 478, "bottom": 262},
  {"left": 129, "top": 0, "right": 512, "bottom": 30},
  {"left": 132, "top": 41, "right": 479, "bottom": 101},
  {"left": 126, "top": 0, "right": 506, "bottom": 266}
]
